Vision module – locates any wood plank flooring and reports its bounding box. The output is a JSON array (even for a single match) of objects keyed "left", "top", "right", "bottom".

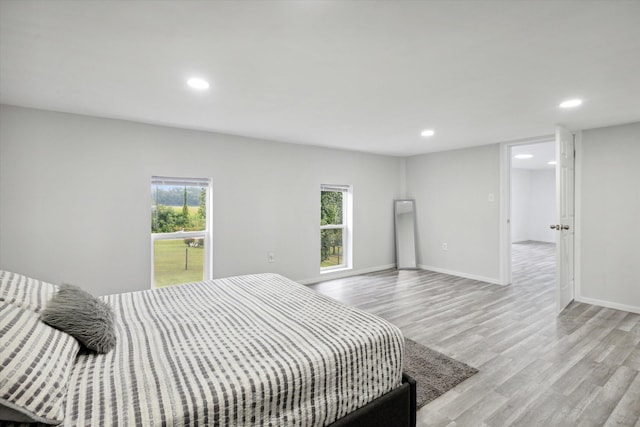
[{"left": 309, "top": 241, "right": 640, "bottom": 426}]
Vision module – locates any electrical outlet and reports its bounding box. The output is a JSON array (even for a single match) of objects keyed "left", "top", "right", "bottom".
[
  {"left": 442, "top": 243, "right": 448, "bottom": 251},
  {"left": 488, "top": 193, "right": 495, "bottom": 202},
  {"left": 268, "top": 252, "right": 275, "bottom": 263}
]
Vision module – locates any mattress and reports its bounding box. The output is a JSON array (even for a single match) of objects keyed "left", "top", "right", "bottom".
[{"left": 61, "top": 273, "right": 404, "bottom": 426}]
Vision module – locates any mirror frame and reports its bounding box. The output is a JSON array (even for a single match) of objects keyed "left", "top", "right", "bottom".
[{"left": 394, "top": 199, "right": 418, "bottom": 270}]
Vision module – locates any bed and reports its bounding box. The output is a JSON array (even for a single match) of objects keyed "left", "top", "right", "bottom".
[{"left": 1, "top": 271, "right": 415, "bottom": 426}]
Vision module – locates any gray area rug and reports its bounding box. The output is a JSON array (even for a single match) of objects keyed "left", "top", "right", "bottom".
[{"left": 404, "top": 337, "right": 478, "bottom": 408}]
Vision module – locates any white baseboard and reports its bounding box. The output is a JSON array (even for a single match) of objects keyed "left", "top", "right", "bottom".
[
  {"left": 298, "top": 264, "right": 396, "bottom": 285},
  {"left": 418, "top": 264, "right": 502, "bottom": 285},
  {"left": 575, "top": 296, "right": 640, "bottom": 315},
  {"left": 298, "top": 263, "right": 503, "bottom": 286}
]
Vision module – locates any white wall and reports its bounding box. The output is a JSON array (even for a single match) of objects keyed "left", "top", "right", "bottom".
[
  {"left": 511, "top": 168, "right": 555, "bottom": 243},
  {"left": 406, "top": 144, "right": 501, "bottom": 283},
  {"left": 578, "top": 122, "right": 640, "bottom": 312},
  {"left": 528, "top": 169, "right": 555, "bottom": 243},
  {"left": 0, "top": 105, "right": 402, "bottom": 295},
  {"left": 511, "top": 168, "right": 530, "bottom": 243}
]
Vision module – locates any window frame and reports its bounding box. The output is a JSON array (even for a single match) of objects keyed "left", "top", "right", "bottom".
[
  {"left": 320, "top": 184, "right": 353, "bottom": 273},
  {"left": 150, "top": 176, "right": 213, "bottom": 287}
]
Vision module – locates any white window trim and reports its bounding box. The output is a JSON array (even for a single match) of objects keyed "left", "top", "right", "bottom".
[
  {"left": 150, "top": 176, "right": 213, "bottom": 287},
  {"left": 320, "top": 184, "right": 353, "bottom": 273}
]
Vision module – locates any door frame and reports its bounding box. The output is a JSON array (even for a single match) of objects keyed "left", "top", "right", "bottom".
[
  {"left": 499, "top": 134, "right": 555, "bottom": 286},
  {"left": 499, "top": 132, "right": 580, "bottom": 313},
  {"left": 573, "top": 130, "right": 582, "bottom": 307}
]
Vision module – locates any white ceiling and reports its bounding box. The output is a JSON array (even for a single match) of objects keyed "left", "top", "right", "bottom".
[
  {"left": 1, "top": 1, "right": 639, "bottom": 156},
  {"left": 511, "top": 141, "right": 555, "bottom": 170}
]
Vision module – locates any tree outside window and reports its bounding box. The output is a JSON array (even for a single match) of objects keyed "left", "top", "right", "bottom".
[
  {"left": 320, "top": 185, "right": 351, "bottom": 271},
  {"left": 151, "top": 177, "right": 212, "bottom": 287}
]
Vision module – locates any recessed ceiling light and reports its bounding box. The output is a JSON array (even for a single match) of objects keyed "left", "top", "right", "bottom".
[
  {"left": 514, "top": 154, "right": 534, "bottom": 159},
  {"left": 559, "top": 99, "right": 582, "bottom": 108},
  {"left": 420, "top": 129, "right": 435, "bottom": 137},
  {"left": 548, "top": 160, "right": 557, "bottom": 165},
  {"left": 187, "top": 78, "right": 209, "bottom": 90}
]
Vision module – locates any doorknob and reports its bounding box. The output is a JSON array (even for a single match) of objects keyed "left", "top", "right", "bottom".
[
  {"left": 550, "top": 224, "right": 559, "bottom": 230},
  {"left": 561, "top": 225, "right": 570, "bottom": 230}
]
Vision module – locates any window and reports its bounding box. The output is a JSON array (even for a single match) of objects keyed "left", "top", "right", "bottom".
[
  {"left": 151, "top": 176, "right": 212, "bottom": 287},
  {"left": 320, "top": 184, "right": 352, "bottom": 272}
]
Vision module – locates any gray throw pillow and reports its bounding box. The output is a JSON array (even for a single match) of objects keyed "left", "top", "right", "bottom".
[{"left": 40, "top": 283, "right": 116, "bottom": 354}]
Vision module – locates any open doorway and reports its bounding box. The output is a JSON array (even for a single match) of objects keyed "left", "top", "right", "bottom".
[{"left": 509, "top": 141, "right": 556, "bottom": 288}]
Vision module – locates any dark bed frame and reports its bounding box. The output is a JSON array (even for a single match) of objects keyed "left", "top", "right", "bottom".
[{"left": 328, "top": 373, "right": 417, "bottom": 427}]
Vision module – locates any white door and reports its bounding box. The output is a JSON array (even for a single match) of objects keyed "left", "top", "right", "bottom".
[{"left": 555, "top": 125, "right": 575, "bottom": 313}]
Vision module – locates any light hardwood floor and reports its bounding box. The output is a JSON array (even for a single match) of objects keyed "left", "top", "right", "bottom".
[{"left": 309, "top": 241, "right": 640, "bottom": 426}]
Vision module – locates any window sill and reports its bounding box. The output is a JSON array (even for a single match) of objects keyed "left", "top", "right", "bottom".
[{"left": 320, "top": 266, "right": 352, "bottom": 275}]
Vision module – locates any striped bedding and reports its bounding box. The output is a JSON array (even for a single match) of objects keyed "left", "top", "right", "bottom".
[{"left": 61, "top": 273, "right": 403, "bottom": 426}]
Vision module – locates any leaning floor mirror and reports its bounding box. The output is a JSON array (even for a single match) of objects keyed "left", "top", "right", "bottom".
[{"left": 394, "top": 200, "right": 418, "bottom": 269}]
